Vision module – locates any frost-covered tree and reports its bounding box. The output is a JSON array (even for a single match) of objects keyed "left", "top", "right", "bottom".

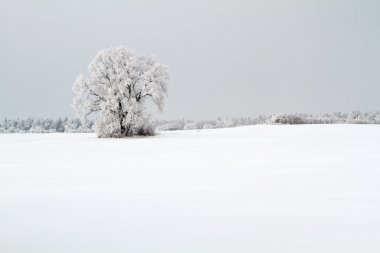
[{"left": 72, "top": 46, "right": 170, "bottom": 137}]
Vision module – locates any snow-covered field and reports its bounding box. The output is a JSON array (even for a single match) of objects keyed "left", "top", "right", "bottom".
[{"left": 1, "top": 125, "right": 380, "bottom": 253}]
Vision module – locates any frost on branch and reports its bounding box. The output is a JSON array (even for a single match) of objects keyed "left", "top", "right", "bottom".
[{"left": 72, "top": 46, "right": 170, "bottom": 138}]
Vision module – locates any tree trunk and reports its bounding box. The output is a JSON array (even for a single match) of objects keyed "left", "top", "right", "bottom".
[{"left": 118, "top": 101, "right": 126, "bottom": 137}]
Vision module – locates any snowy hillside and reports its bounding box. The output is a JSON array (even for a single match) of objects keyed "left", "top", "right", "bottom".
[{"left": 1, "top": 125, "right": 380, "bottom": 253}]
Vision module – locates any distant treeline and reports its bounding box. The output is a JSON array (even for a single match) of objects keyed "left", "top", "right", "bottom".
[
  {"left": 0, "top": 111, "right": 379, "bottom": 133},
  {"left": 0, "top": 118, "right": 94, "bottom": 133}
]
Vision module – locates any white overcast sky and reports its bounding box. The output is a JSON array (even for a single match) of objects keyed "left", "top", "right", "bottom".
[{"left": 0, "top": 0, "right": 379, "bottom": 120}]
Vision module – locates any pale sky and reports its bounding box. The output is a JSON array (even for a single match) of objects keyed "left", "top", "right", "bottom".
[{"left": 0, "top": 0, "right": 379, "bottom": 120}]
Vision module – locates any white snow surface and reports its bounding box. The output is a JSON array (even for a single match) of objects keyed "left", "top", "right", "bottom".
[{"left": 1, "top": 125, "right": 380, "bottom": 253}]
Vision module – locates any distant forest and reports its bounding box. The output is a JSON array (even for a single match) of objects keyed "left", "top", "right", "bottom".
[{"left": 1, "top": 110, "right": 379, "bottom": 134}]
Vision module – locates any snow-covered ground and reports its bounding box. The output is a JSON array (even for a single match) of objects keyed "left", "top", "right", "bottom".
[{"left": 1, "top": 125, "right": 380, "bottom": 253}]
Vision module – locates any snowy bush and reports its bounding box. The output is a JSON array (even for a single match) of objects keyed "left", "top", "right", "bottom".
[
  {"left": 184, "top": 122, "right": 197, "bottom": 130},
  {"left": 271, "top": 114, "right": 306, "bottom": 124},
  {"left": 203, "top": 124, "right": 215, "bottom": 129},
  {"left": 156, "top": 123, "right": 180, "bottom": 131},
  {"left": 72, "top": 46, "right": 170, "bottom": 138},
  {"left": 29, "top": 126, "right": 47, "bottom": 133}
]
